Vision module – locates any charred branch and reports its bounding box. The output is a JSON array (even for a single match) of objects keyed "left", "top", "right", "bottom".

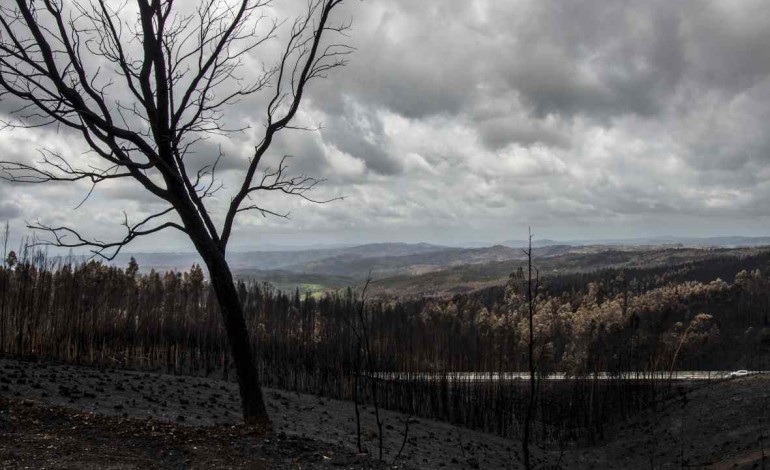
[{"left": 27, "top": 207, "right": 185, "bottom": 260}]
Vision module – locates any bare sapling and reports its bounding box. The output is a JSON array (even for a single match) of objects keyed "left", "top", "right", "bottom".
[
  {"left": 356, "top": 275, "right": 385, "bottom": 461},
  {"left": 393, "top": 409, "right": 414, "bottom": 465}
]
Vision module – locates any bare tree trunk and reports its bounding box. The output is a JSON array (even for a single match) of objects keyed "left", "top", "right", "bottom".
[
  {"left": 354, "top": 277, "right": 384, "bottom": 460},
  {"left": 1, "top": 222, "right": 7, "bottom": 354},
  {"left": 201, "top": 246, "right": 269, "bottom": 427},
  {"left": 393, "top": 410, "right": 414, "bottom": 465},
  {"left": 522, "top": 228, "right": 538, "bottom": 470},
  {"left": 354, "top": 335, "right": 364, "bottom": 453},
  {"left": 0, "top": 0, "right": 350, "bottom": 427}
]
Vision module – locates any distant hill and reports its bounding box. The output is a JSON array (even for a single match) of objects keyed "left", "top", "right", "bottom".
[
  {"left": 112, "top": 242, "right": 451, "bottom": 274},
  {"left": 502, "top": 236, "right": 770, "bottom": 248},
  {"left": 367, "top": 246, "right": 770, "bottom": 297},
  {"left": 224, "top": 269, "right": 355, "bottom": 294},
  {"left": 280, "top": 244, "right": 529, "bottom": 278}
]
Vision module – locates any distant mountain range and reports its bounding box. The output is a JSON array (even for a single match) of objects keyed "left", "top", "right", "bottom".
[
  {"left": 108, "top": 237, "right": 770, "bottom": 293},
  {"left": 501, "top": 236, "right": 770, "bottom": 248}
]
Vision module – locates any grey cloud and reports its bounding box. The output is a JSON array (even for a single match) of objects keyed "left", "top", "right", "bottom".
[
  {"left": 0, "top": 94, "right": 33, "bottom": 120},
  {"left": 261, "top": 103, "right": 404, "bottom": 180},
  {"left": 100, "top": 182, "right": 168, "bottom": 204},
  {"left": 681, "top": 82, "right": 770, "bottom": 174},
  {"left": 265, "top": 130, "right": 328, "bottom": 177},
  {"left": 0, "top": 202, "right": 21, "bottom": 220},
  {"left": 682, "top": 3, "right": 770, "bottom": 94},
  {"left": 313, "top": 0, "right": 692, "bottom": 123},
  {"left": 494, "top": 1, "right": 686, "bottom": 121},
  {"left": 182, "top": 139, "right": 245, "bottom": 174},
  {"left": 476, "top": 117, "right": 571, "bottom": 151},
  {"left": 321, "top": 108, "right": 403, "bottom": 175},
  {"left": 308, "top": 1, "right": 482, "bottom": 119},
  {"left": 594, "top": 186, "right": 680, "bottom": 216},
  {"left": 0, "top": 184, "right": 21, "bottom": 220}
]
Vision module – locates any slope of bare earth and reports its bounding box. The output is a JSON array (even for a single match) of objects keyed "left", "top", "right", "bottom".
[
  {"left": 1, "top": 357, "right": 767, "bottom": 469},
  {"left": 0, "top": 396, "right": 384, "bottom": 470},
  {"left": 561, "top": 375, "right": 769, "bottom": 469},
  {"left": 0, "top": 358, "right": 535, "bottom": 469}
]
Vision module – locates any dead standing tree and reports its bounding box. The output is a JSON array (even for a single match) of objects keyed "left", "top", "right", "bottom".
[
  {"left": 0, "top": 0, "right": 350, "bottom": 426},
  {"left": 521, "top": 228, "right": 539, "bottom": 470}
]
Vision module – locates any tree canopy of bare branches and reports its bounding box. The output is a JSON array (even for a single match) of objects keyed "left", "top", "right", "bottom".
[{"left": 0, "top": 0, "right": 351, "bottom": 426}]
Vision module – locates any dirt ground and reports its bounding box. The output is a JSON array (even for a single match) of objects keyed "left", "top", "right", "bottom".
[
  {"left": 0, "top": 358, "right": 531, "bottom": 469},
  {"left": 0, "top": 394, "right": 391, "bottom": 469},
  {"left": 1, "top": 357, "right": 768, "bottom": 469},
  {"left": 565, "top": 374, "right": 770, "bottom": 469}
]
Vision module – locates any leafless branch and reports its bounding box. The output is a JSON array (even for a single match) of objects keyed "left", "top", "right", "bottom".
[
  {"left": 0, "top": 0, "right": 348, "bottom": 258},
  {"left": 27, "top": 207, "right": 186, "bottom": 260},
  {"left": 220, "top": 0, "right": 349, "bottom": 249}
]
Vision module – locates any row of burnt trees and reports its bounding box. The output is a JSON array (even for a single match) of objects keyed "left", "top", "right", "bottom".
[{"left": 1, "top": 249, "right": 769, "bottom": 440}]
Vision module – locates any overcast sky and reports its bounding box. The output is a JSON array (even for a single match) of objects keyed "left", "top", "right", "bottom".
[{"left": 1, "top": 0, "right": 770, "bottom": 251}]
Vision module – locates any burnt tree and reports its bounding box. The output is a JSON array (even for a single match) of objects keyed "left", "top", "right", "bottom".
[
  {"left": 521, "top": 228, "right": 539, "bottom": 470},
  {"left": 0, "top": 0, "right": 350, "bottom": 426}
]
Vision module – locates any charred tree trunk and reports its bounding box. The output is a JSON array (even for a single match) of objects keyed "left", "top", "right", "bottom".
[
  {"left": 155, "top": 173, "right": 269, "bottom": 424},
  {"left": 180, "top": 201, "right": 269, "bottom": 427},
  {"left": 205, "top": 253, "right": 269, "bottom": 427},
  {"left": 522, "top": 228, "right": 538, "bottom": 470}
]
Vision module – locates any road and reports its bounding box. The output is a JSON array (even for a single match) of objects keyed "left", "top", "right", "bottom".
[{"left": 371, "top": 371, "right": 767, "bottom": 382}]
